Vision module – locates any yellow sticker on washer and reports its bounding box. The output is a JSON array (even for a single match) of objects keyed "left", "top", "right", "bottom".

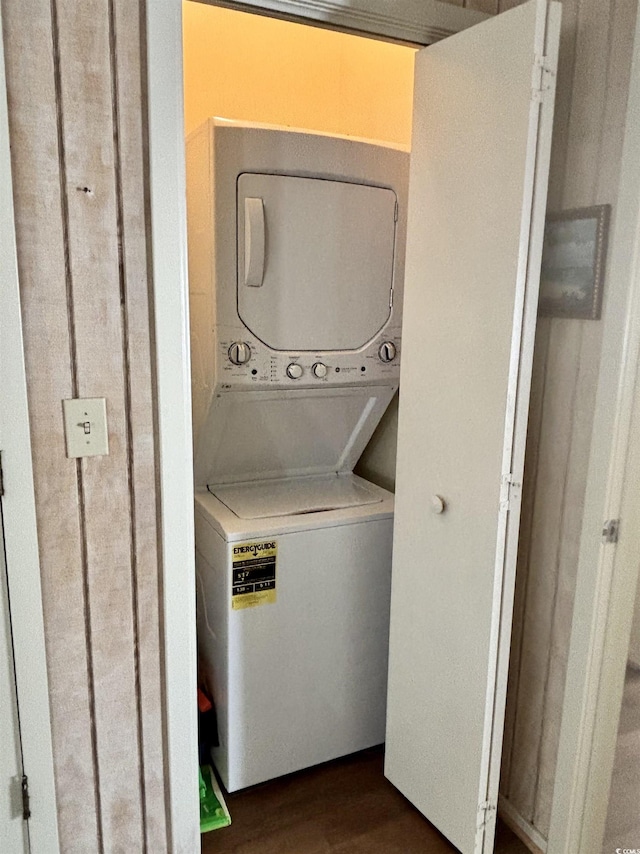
[{"left": 231, "top": 540, "right": 277, "bottom": 610}]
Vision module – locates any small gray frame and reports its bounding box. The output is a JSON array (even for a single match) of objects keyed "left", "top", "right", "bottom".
[{"left": 538, "top": 204, "right": 611, "bottom": 320}]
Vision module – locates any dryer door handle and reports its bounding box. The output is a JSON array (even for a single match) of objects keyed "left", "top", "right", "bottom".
[{"left": 244, "top": 197, "right": 265, "bottom": 287}]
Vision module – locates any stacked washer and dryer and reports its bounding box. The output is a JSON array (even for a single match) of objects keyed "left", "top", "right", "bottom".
[{"left": 187, "top": 118, "right": 408, "bottom": 793}]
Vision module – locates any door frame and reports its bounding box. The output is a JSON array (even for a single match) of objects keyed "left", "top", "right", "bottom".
[
  {"left": 192, "top": 0, "right": 487, "bottom": 43},
  {"left": 145, "top": 1, "right": 485, "bottom": 849},
  {"left": 547, "top": 5, "right": 640, "bottom": 852},
  {"left": 147, "top": 1, "right": 640, "bottom": 850},
  {"left": 0, "top": 11, "right": 60, "bottom": 854}
]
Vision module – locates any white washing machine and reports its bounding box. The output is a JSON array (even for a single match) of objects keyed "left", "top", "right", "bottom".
[
  {"left": 195, "top": 475, "right": 394, "bottom": 792},
  {"left": 186, "top": 119, "right": 408, "bottom": 792}
]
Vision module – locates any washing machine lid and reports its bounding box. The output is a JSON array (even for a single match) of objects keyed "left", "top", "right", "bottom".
[
  {"left": 211, "top": 474, "right": 383, "bottom": 520},
  {"left": 237, "top": 173, "right": 398, "bottom": 351},
  {"left": 193, "top": 385, "right": 395, "bottom": 488}
]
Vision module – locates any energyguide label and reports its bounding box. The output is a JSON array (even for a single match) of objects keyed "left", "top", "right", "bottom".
[{"left": 231, "top": 540, "right": 277, "bottom": 610}]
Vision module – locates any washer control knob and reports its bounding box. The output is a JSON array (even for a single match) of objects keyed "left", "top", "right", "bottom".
[
  {"left": 312, "top": 362, "right": 328, "bottom": 378},
  {"left": 378, "top": 341, "right": 397, "bottom": 363},
  {"left": 228, "top": 342, "right": 251, "bottom": 365},
  {"left": 286, "top": 363, "right": 303, "bottom": 379}
]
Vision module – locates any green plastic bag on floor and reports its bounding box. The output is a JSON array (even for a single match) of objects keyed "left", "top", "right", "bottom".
[{"left": 200, "top": 765, "right": 231, "bottom": 833}]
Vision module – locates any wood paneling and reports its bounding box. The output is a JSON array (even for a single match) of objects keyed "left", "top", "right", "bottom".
[
  {"left": 499, "top": 0, "right": 583, "bottom": 821},
  {"left": 1, "top": 0, "right": 166, "bottom": 851},
  {"left": 111, "top": 0, "right": 168, "bottom": 847},
  {"left": 54, "top": 0, "right": 144, "bottom": 848},
  {"left": 1, "top": 2, "right": 100, "bottom": 851},
  {"left": 499, "top": 0, "right": 638, "bottom": 842}
]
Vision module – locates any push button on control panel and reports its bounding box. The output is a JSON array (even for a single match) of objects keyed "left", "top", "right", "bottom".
[
  {"left": 286, "top": 363, "right": 303, "bottom": 379},
  {"left": 312, "top": 362, "right": 328, "bottom": 378}
]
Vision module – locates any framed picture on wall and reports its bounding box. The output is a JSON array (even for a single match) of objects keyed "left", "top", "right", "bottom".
[{"left": 538, "top": 204, "right": 611, "bottom": 320}]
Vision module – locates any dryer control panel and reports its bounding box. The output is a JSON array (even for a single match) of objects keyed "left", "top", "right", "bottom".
[{"left": 215, "top": 325, "right": 402, "bottom": 390}]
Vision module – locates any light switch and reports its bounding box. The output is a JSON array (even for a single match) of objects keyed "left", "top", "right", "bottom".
[{"left": 62, "top": 398, "right": 109, "bottom": 458}]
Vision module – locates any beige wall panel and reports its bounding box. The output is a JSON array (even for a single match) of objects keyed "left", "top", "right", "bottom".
[
  {"left": 501, "top": 0, "right": 585, "bottom": 819},
  {"left": 507, "top": 320, "right": 583, "bottom": 819},
  {"left": 498, "top": 0, "right": 523, "bottom": 12},
  {"left": 500, "top": 319, "right": 550, "bottom": 790},
  {"left": 1, "top": 2, "right": 101, "bottom": 852},
  {"left": 533, "top": 0, "right": 638, "bottom": 834},
  {"left": 111, "top": 0, "right": 168, "bottom": 848},
  {"left": 546, "top": 0, "right": 580, "bottom": 211},
  {"left": 501, "top": 0, "right": 638, "bottom": 839},
  {"left": 597, "top": 0, "right": 639, "bottom": 204},
  {"left": 533, "top": 322, "right": 602, "bottom": 834},
  {"left": 561, "top": 0, "right": 614, "bottom": 208},
  {"left": 628, "top": 564, "right": 640, "bottom": 668},
  {"left": 465, "top": 0, "right": 499, "bottom": 12},
  {"left": 54, "top": 0, "right": 144, "bottom": 849}
]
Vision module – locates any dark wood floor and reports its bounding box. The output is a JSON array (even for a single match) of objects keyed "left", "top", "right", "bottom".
[{"left": 201, "top": 747, "right": 528, "bottom": 853}]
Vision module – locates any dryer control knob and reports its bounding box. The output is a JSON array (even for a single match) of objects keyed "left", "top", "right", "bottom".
[
  {"left": 378, "top": 341, "right": 397, "bottom": 363},
  {"left": 312, "top": 362, "right": 328, "bottom": 378},
  {"left": 286, "top": 363, "right": 303, "bottom": 379},
  {"left": 228, "top": 342, "right": 251, "bottom": 365}
]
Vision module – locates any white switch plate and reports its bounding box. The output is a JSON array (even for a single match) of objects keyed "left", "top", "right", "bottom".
[{"left": 62, "top": 398, "right": 109, "bottom": 458}]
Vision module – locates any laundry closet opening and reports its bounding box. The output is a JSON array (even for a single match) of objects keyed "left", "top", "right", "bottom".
[
  {"left": 184, "top": 2, "right": 414, "bottom": 808},
  {"left": 182, "top": 0, "right": 430, "bottom": 823},
  {"left": 183, "top": 2, "right": 424, "bottom": 840},
  {"left": 179, "top": 3, "right": 557, "bottom": 851},
  {"left": 183, "top": 0, "right": 416, "bottom": 817}
]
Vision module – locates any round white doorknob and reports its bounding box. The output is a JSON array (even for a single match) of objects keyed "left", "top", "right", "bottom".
[
  {"left": 431, "top": 495, "right": 446, "bottom": 514},
  {"left": 286, "top": 363, "right": 303, "bottom": 379},
  {"left": 228, "top": 341, "right": 251, "bottom": 365},
  {"left": 312, "top": 362, "right": 328, "bottom": 378}
]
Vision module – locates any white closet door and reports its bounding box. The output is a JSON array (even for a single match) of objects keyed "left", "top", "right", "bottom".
[{"left": 385, "top": 3, "right": 560, "bottom": 853}]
